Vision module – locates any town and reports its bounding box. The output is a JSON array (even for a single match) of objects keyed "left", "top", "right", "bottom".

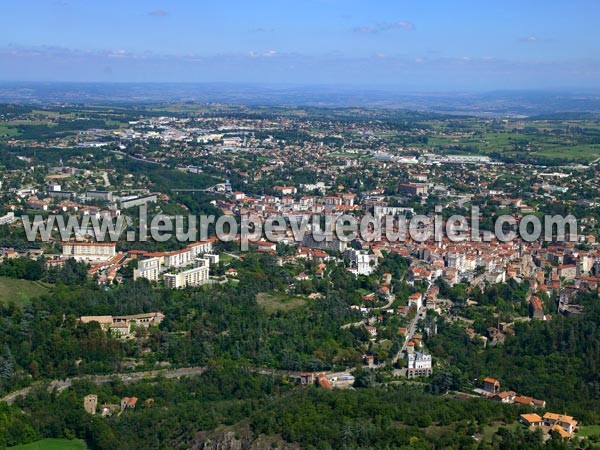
[{"left": 1, "top": 102, "right": 600, "bottom": 448}]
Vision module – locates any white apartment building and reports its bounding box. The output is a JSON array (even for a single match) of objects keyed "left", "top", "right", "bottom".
[
  {"left": 203, "top": 253, "right": 220, "bottom": 265},
  {"left": 163, "top": 258, "right": 210, "bottom": 289},
  {"left": 132, "top": 240, "right": 215, "bottom": 287},
  {"left": 133, "top": 257, "right": 162, "bottom": 282},
  {"left": 163, "top": 248, "right": 194, "bottom": 268},
  {"left": 163, "top": 240, "right": 215, "bottom": 268},
  {"left": 62, "top": 242, "right": 116, "bottom": 262},
  {"left": 447, "top": 253, "right": 465, "bottom": 270},
  {"left": 187, "top": 240, "right": 214, "bottom": 257}
]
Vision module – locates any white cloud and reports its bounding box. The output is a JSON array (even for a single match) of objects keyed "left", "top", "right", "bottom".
[
  {"left": 519, "top": 35, "right": 547, "bottom": 43},
  {"left": 353, "top": 21, "right": 415, "bottom": 34},
  {"left": 148, "top": 10, "right": 169, "bottom": 17}
]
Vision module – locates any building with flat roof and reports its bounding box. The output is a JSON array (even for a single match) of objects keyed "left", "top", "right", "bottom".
[
  {"left": 120, "top": 194, "right": 157, "bottom": 209},
  {"left": 133, "top": 257, "right": 161, "bottom": 282},
  {"left": 163, "top": 258, "right": 210, "bottom": 288},
  {"left": 398, "top": 183, "right": 428, "bottom": 196},
  {"left": 62, "top": 241, "right": 116, "bottom": 262},
  {"left": 0, "top": 212, "right": 16, "bottom": 225},
  {"left": 87, "top": 190, "right": 114, "bottom": 202}
]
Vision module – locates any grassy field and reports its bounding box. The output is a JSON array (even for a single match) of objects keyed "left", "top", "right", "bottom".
[
  {"left": 219, "top": 253, "right": 235, "bottom": 264},
  {"left": 479, "top": 421, "right": 520, "bottom": 442},
  {"left": 401, "top": 421, "right": 519, "bottom": 443},
  {"left": 533, "top": 144, "right": 600, "bottom": 161},
  {"left": 426, "top": 127, "right": 600, "bottom": 162},
  {"left": 9, "top": 439, "right": 88, "bottom": 450},
  {"left": 0, "top": 123, "right": 19, "bottom": 138},
  {"left": 0, "top": 277, "right": 50, "bottom": 305},
  {"left": 256, "top": 292, "right": 307, "bottom": 313},
  {"left": 578, "top": 425, "right": 600, "bottom": 437},
  {"left": 372, "top": 339, "right": 393, "bottom": 356}
]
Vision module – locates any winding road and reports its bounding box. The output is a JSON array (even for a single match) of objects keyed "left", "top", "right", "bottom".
[{"left": 1, "top": 365, "right": 303, "bottom": 405}]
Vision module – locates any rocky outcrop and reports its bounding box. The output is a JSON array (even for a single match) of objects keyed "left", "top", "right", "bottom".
[{"left": 187, "top": 425, "right": 299, "bottom": 450}]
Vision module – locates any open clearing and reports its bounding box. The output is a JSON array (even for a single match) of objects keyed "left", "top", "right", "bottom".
[
  {"left": 0, "top": 277, "right": 50, "bottom": 305},
  {"left": 256, "top": 292, "right": 308, "bottom": 313}
]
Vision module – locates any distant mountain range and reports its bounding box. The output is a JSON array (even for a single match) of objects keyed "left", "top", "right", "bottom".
[{"left": 1, "top": 82, "right": 600, "bottom": 117}]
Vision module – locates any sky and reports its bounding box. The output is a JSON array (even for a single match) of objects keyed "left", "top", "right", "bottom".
[{"left": 1, "top": 0, "right": 599, "bottom": 90}]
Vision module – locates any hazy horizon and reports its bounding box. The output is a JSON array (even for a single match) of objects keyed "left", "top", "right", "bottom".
[
  {"left": 2, "top": 80, "right": 600, "bottom": 93},
  {"left": 1, "top": 0, "right": 599, "bottom": 90}
]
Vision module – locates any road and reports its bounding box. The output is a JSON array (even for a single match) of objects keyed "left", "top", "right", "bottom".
[
  {"left": 1, "top": 366, "right": 210, "bottom": 405},
  {"left": 392, "top": 284, "right": 432, "bottom": 365},
  {"left": 341, "top": 319, "right": 367, "bottom": 330},
  {"left": 340, "top": 294, "right": 395, "bottom": 330},
  {"left": 392, "top": 305, "right": 425, "bottom": 364},
  {"left": 111, "top": 150, "right": 163, "bottom": 165},
  {"left": 1, "top": 365, "right": 331, "bottom": 405},
  {"left": 376, "top": 294, "right": 396, "bottom": 311}
]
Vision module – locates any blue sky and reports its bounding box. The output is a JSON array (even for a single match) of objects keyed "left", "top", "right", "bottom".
[{"left": 1, "top": 0, "right": 599, "bottom": 90}]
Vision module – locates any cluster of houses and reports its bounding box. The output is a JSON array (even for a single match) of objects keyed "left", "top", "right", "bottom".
[
  {"left": 289, "top": 372, "right": 355, "bottom": 390},
  {"left": 520, "top": 413, "right": 579, "bottom": 439},
  {"left": 84, "top": 393, "right": 152, "bottom": 417},
  {"left": 5, "top": 149, "right": 600, "bottom": 315},
  {"left": 214, "top": 181, "right": 600, "bottom": 323},
  {"left": 475, "top": 377, "right": 547, "bottom": 408},
  {"left": 475, "top": 378, "right": 578, "bottom": 439}
]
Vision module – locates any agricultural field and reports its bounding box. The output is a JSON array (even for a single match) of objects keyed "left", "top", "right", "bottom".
[
  {"left": 426, "top": 127, "right": 600, "bottom": 162},
  {"left": 0, "top": 124, "right": 19, "bottom": 138}
]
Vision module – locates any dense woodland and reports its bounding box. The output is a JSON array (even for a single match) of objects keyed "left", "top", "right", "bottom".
[
  {"left": 0, "top": 366, "right": 588, "bottom": 450},
  {"left": 428, "top": 291, "right": 600, "bottom": 425},
  {"left": 0, "top": 253, "right": 366, "bottom": 391}
]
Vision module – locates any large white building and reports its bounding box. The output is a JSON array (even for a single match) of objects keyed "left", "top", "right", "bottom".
[
  {"left": 162, "top": 240, "right": 215, "bottom": 268},
  {"left": 188, "top": 240, "right": 214, "bottom": 256},
  {"left": 62, "top": 242, "right": 116, "bottom": 262},
  {"left": 163, "top": 258, "right": 210, "bottom": 289},
  {"left": 345, "top": 249, "right": 377, "bottom": 276},
  {"left": 133, "top": 257, "right": 161, "bottom": 282},
  {"left": 119, "top": 194, "right": 157, "bottom": 209},
  {"left": 406, "top": 347, "right": 432, "bottom": 378},
  {"left": 163, "top": 248, "right": 194, "bottom": 268},
  {"left": 132, "top": 240, "right": 215, "bottom": 287}
]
